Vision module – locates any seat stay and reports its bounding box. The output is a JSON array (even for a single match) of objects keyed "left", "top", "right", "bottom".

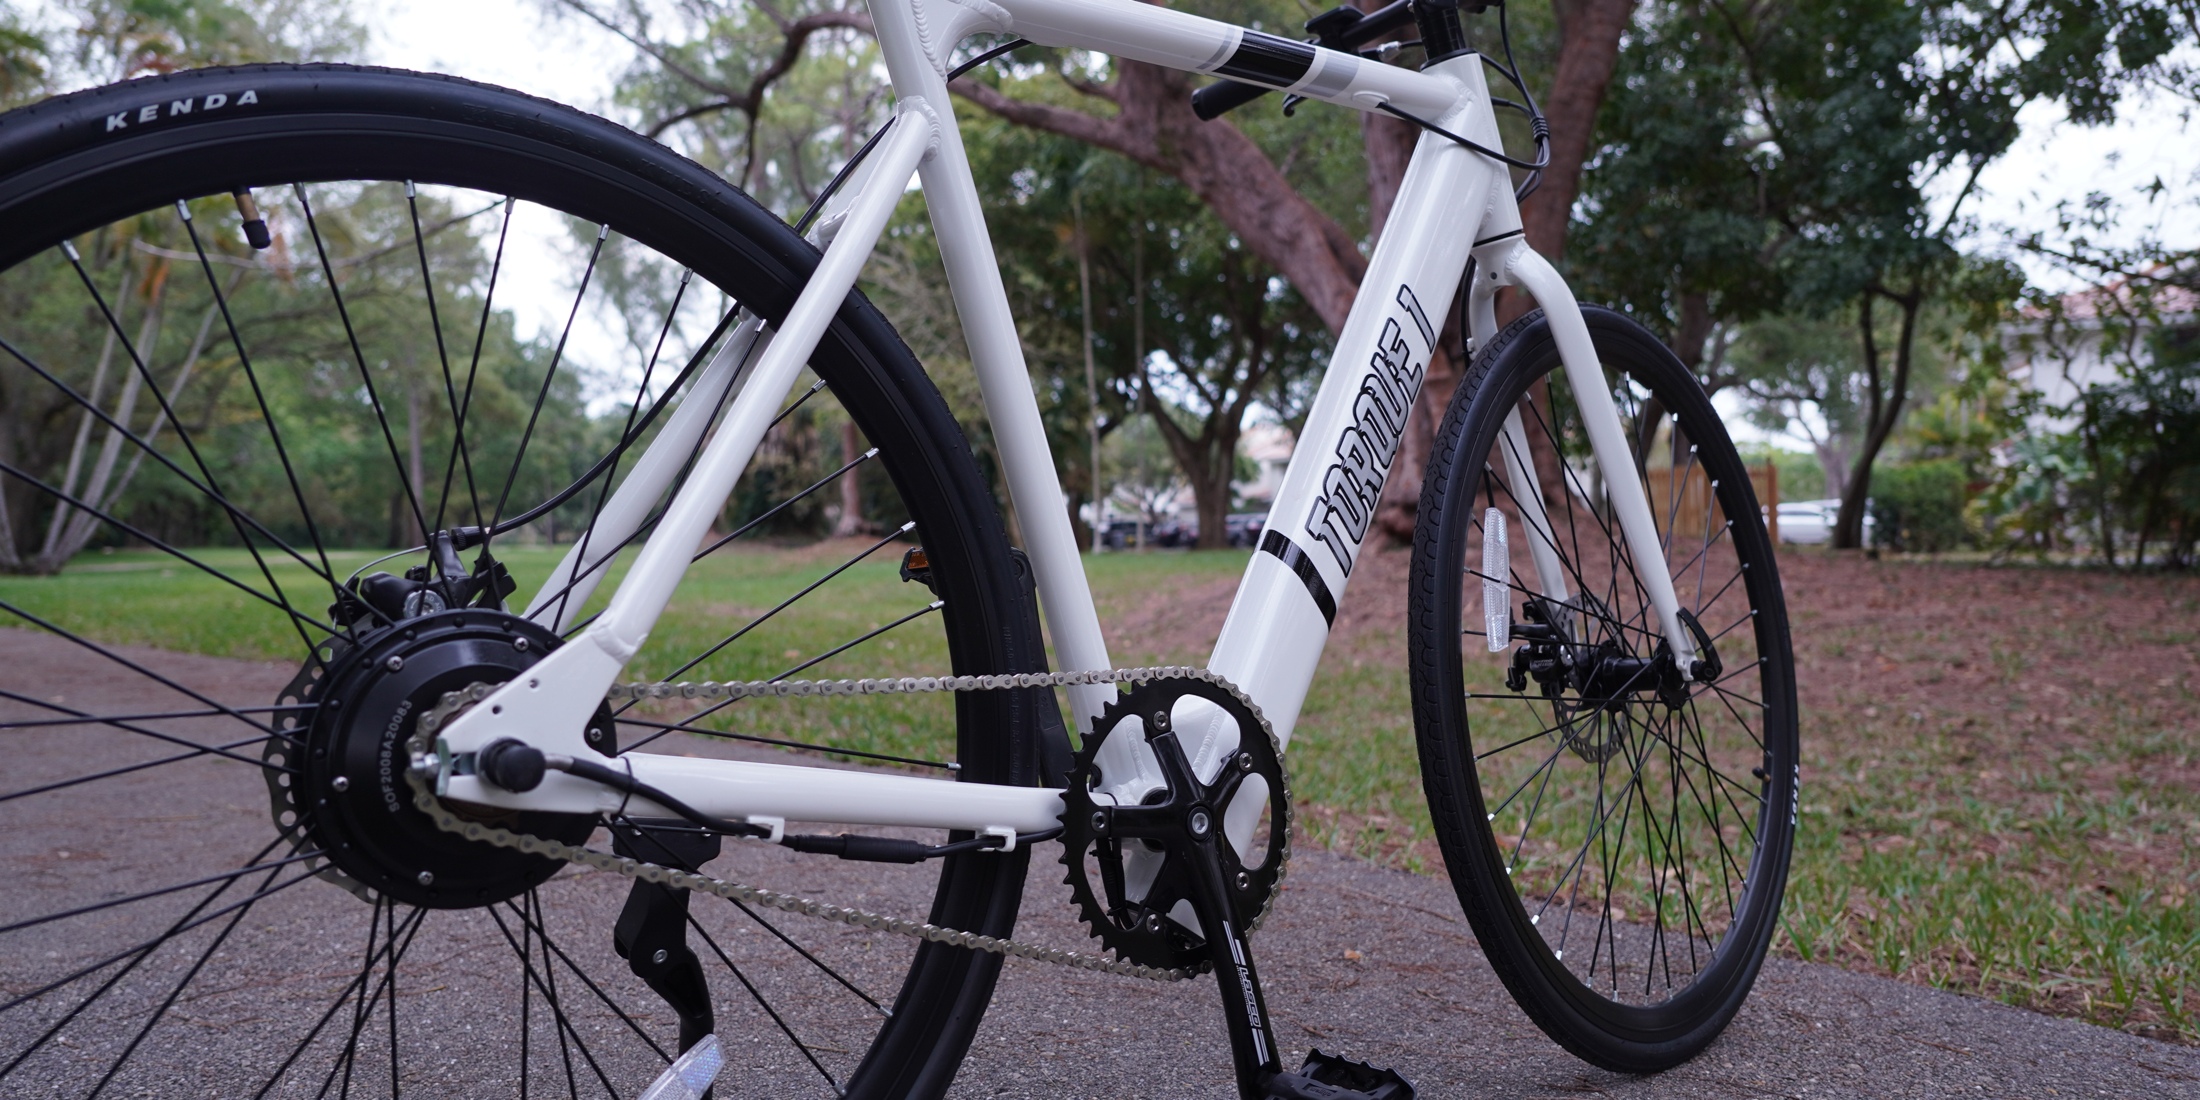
[{"left": 432, "top": 102, "right": 940, "bottom": 767}]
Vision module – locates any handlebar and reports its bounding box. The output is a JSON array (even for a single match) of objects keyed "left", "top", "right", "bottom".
[{"left": 1189, "top": 0, "right": 1418, "bottom": 120}]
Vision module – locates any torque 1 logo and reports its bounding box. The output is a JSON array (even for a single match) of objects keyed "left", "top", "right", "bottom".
[{"left": 1306, "top": 284, "right": 1435, "bottom": 576}]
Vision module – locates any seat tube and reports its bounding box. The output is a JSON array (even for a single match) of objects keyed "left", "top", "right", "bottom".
[{"left": 869, "top": 0, "right": 1119, "bottom": 731}]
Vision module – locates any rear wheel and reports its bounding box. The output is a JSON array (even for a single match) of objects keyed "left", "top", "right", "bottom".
[
  {"left": 1409, "top": 307, "right": 1800, "bottom": 1072},
  {"left": 0, "top": 65, "right": 1043, "bottom": 1098}
]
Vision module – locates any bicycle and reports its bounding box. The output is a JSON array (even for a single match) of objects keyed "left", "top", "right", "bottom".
[{"left": 0, "top": 0, "right": 1798, "bottom": 1094}]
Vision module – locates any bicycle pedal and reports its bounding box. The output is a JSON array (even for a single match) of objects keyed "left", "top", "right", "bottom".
[{"left": 1262, "top": 1049, "right": 1416, "bottom": 1100}]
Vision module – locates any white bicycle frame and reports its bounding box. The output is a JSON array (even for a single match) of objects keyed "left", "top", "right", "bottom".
[{"left": 429, "top": 0, "right": 1696, "bottom": 855}]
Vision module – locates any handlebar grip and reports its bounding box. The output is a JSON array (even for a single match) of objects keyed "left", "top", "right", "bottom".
[{"left": 1190, "top": 78, "right": 1274, "bottom": 121}]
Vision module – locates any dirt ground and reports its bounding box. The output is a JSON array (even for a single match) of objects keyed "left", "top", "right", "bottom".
[{"left": 1093, "top": 539, "right": 2200, "bottom": 1037}]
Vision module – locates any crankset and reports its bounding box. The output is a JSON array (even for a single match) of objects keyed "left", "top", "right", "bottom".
[{"left": 1060, "top": 678, "right": 1415, "bottom": 1100}]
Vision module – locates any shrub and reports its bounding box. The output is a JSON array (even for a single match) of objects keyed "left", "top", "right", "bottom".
[{"left": 1871, "top": 460, "right": 1969, "bottom": 552}]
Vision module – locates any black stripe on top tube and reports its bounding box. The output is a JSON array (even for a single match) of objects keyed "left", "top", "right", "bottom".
[
  {"left": 1215, "top": 32, "right": 1316, "bottom": 88},
  {"left": 1260, "top": 529, "right": 1337, "bottom": 627}
]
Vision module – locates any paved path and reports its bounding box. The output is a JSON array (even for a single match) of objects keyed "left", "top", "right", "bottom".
[
  {"left": 960, "top": 847, "right": 2200, "bottom": 1098},
  {"left": 2, "top": 629, "right": 2191, "bottom": 1098}
]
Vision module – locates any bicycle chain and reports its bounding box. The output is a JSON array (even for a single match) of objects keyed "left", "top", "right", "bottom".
[{"left": 402, "top": 666, "right": 1290, "bottom": 984}]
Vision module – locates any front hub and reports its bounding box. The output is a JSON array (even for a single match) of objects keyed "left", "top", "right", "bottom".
[{"left": 264, "top": 610, "right": 607, "bottom": 908}]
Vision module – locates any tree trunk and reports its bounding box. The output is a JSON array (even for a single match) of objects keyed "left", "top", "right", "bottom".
[
  {"left": 54, "top": 300, "right": 223, "bottom": 566},
  {"left": 1834, "top": 289, "right": 1919, "bottom": 550},
  {"left": 1520, "top": 0, "right": 1637, "bottom": 272},
  {"left": 1076, "top": 190, "right": 1101, "bottom": 552},
  {"left": 42, "top": 264, "right": 144, "bottom": 562},
  {"left": 1670, "top": 291, "right": 1715, "bottom": 371},
  {"left": 833, "top": 419, "right": 866, "bottom": 537},
  {"left": 1188, "top": 449, "right": 1234, "bottom": 550},
  {"left": 2080, "top": 399, "right": 2115, "bottom": 566},
  {"left": 1499, "top": 0, "right": 1638, "bottom": 524},
  {"left": 1815, "top": 439, "right": 1850, "bottom": 502},
  {"left": 953, "top": 61, "right": 1366, "bottom": 332}
]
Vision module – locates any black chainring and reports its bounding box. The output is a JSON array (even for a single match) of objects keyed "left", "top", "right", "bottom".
[
  {"left": 1058, "top": 677, "right": 1289, "bottom": 972},
  {"left": 263, "top": 609, "right": 613, "bottom": 908}
]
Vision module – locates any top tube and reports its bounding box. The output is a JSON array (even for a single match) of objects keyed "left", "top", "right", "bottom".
[{"left": 970, "top": 0, "right": 1464, "bottom": 118}]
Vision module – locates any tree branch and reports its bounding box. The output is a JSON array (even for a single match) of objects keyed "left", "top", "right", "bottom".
[
  {"left": 554, "top": 0, "right": 737, "bottom": 99},
  {"left": 948, "top": 77, "right": 1132, "bottom": 154}
]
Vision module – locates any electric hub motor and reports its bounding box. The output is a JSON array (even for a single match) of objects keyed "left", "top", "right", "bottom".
[{"left": 263, "top": 610, "right": 614, "bottom": 908}]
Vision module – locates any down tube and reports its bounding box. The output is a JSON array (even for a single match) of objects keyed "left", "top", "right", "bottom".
[{"left": 1202, "top": 137, "right": 1498, "bottom": 761}]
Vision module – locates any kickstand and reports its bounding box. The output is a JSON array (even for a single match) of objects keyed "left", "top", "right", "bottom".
[{"left": 1132, "top": 724, "right": 1416, "bottom": 1100}]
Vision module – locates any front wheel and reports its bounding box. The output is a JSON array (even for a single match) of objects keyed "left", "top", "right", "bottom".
[{"left": 1408, "top": 307, "right": 1800, "bottom": 1072}]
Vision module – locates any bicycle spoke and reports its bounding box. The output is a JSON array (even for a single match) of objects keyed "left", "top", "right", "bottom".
[
  {"left": 688, "top": 910, "right": 841, "bottom": 1091},
  {"left": 0, "top": 857, "right": 313, "bottom": 1078},
  {"left": 82, "top": 859, "right": 289, "bottom": 1099},
  {"left": 627, "top": 521, "right": 915, "bottom": 698},
  {"left": 177, "top": 204, "right": 341, "bottom": 595},
  {"left": 0, "top": 87, "right": 1041, "bottom": 1090},
  {"left": 385, "top": 901, "right": 402, "bottom": 1098},
  {"left": 293, "top": 183, "right": 432, "bottom": 545},
  {"left": 0, "top": 605, "right": 284, "bottom": 747},
  {"left": 0, "top": 848, "right": 322, "bottom": 935},
  {"left": 484, "top": 901, "right": 626, "bottom": 1096},
  {"left": 529, "top": 890, "right": 583, "bottom": 1100},
  {"left": 498, "top": 896, "right": 671, "bottom": 1062},
  {"left": 691, "top": 443, "right": 879, "bottom": 564},
  {"left": 321, "top": 895, "right": 383, "bottom": 1100},
  {"left": 554, "top": 268, "right": 696, "bottom": 629},
  {"left": 0, "top": 459, "right": 336, "bottom": 635},
  {"left": 440, "top": 197, "right": 511, "bottom": 533},
  {"left": 489, "top": 223, "right": 609, "bottom": 530},
  {"left": 250, "top": 905, "right": 428, "bottom": 1100},
  {"left": 604, "top": 817, "right": 888, "bottom": 1020},
  {"left": 717, "top": 899, "right": 888, "bottom": 1016},
  {"left": 0, "top": 334, "right": 333, "bottom": 583},
  {"left": 405, "top": 183, "right": 475, "bottom": 537}
]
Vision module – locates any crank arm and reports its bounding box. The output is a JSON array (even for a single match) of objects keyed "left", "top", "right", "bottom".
[{"left": 1149, "top": 732, "right": 1415, "bottom": 1100}]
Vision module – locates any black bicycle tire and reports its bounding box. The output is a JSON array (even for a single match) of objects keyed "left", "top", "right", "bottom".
[
  {"left": 0, "top": 64, "right": 1044, "bottom": 1100},
  {"left": 1408, "top": 307, "right": 1800, "bottom": 1072}
]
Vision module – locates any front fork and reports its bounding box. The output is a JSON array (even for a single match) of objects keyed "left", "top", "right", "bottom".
[{"left": 1464, "top": 238, "right": 1696, "bottom": 667}]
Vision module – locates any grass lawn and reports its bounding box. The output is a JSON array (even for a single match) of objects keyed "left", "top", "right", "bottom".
[{"left": 4, "top": 538, "right": 2195, "bottom": 1042}]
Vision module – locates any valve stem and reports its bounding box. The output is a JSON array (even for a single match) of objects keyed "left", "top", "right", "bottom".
[{"left": 232, "top": 188, "right": 271, "bottom": 250}]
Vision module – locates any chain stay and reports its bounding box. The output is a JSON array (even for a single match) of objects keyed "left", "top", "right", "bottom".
[{"left": 404, "top": 665, "right": 1280, "bottom": 984}]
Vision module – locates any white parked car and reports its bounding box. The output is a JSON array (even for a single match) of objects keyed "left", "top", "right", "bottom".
[{"left": 1777, "top": 498, "right": 1872, "bottom": 545}]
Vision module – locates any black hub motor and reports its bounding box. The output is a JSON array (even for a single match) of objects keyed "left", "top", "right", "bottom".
[{"left": 263, "top": 608, "right": 613, "bottom": 908}]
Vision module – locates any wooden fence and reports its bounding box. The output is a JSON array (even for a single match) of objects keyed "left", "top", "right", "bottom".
[{"left": 1642, "top": 462, "right": 1779, "bottom": 544}]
